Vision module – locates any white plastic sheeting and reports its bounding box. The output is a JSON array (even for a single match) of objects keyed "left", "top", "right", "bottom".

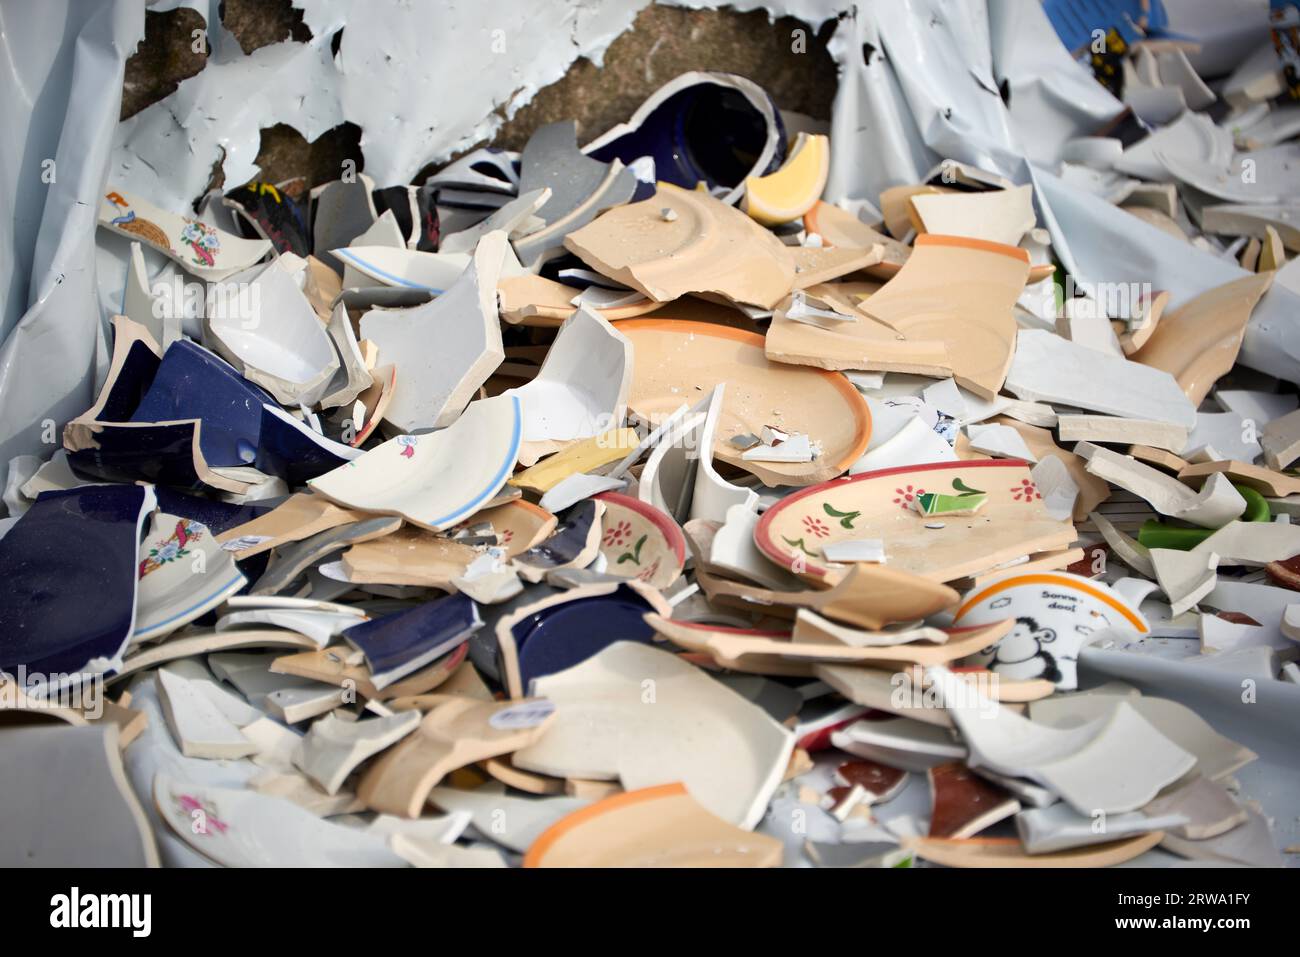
[{"left": 4, "top": 0, "right": 1299, "bottom": 496}]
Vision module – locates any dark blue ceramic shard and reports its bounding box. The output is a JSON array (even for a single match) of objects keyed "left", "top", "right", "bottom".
[
  {"left": 511, "top": 583, "right": 659, "bottom": 692},
  {"left": 152, "top": 487, "right": 272, "bottom": 535},
  {"left": 131, "top": 339, "right": 270, "bottom": 468},
  {"left": 255, "top": 405, "right": 359, "bottom": 486},
  {"left": 98, "top": 337, "right": 161, "bottom": 422},
  {"left": 342, "top": 592, "right": 481, "bottom": 690},
  {"left": 67, "top": 420, "right": 209, "bottom": 490},
  {"left": 515, "top": 499, "right": 599, "bottom": 572},
  {"left": 0, "top": 484, "right": 153, "bottom": 681}
]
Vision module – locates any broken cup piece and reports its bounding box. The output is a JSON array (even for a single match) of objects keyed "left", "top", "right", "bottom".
[
  {"left": 99, "top": 188, "right": 271, "bottom": 281},
  {"left": 293, "top": 710, "right": 421, "bottom": 795},
  {"left": 563, "top": 183, "right": 795, "bottom": 309},
  {"left": 334, "top": 245, "right": 470, "bottom": 294},
  {"left": 206, "top": 256, "right": 340, "bottom": 406},
  {"left": 309, "top": 394, "right": 522, "bottom": 531},
  {"left": 952, "top": 570, "right": 1150, "bottom": 690},
  {"left": 360, "top": 231, "right": 507, "bottom": 431},
  {"left": 743, "top": 132, "right": 830, "bottom": 227},
  {"left": 584, "top": 71, "right": 785, "bottom": 206}
]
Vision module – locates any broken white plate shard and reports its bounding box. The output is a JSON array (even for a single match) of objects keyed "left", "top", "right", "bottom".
[
  {"left": 512, "top": 642, "right": 794, "bottom": 830},
  {"left": 1198, "top": 613, "right": 1291, "bottom": 656},
  {"left": 361, "top": 231, "right": 507, "bottom": 431},
  {"left": 335, "top": 246, "right": 470, "bottom": 294},
  {"left": 504, "top": 306, "right": 632, "bottom": 444},
  {"left": 830, "top": 716, "right": 967, "bottom": 773},
  {"left": 850, "top": 417, "right": 957, "bottom": 474},
  {"left": 207, "top": 258, "right": 340, "bottom": 407},
  {"left": 1082, "top": 446, "right": 1245, "bottom": 529},
  {"left": 741, "top": 434, "right": 813, "bottom": 463},
  {"left": 1016, "top": 803, "right": 1184, "bottom": 855},
  {"left": 1149, "top": 548, "right": 1220, "bottom": 617},
  {"left": 99, "top": 188, "right": 271, "bottom": 281},
  {"left": 155, "top": 668, "right": 258, "bottom": 761},
  {"left": 309, "top": 394, "right": 522, "bottom": 532},
  {"left": 1058, "top": 298, "right": 1123, "bottom": 357},
  {"left": 538, "top": 473, "right": 626, "bottom": 514},
  {"left": 927, "top": 666, "right": 1195, "bottom": 816},
  {"left": 689, "top": 384, "right": 758, "bottom": 524},
  {"left": 1005, "top": 330, "right": 1197, "bottom": 429},
  {"left": 1195, "top": 519, "right": 1300, "bottom": 566},
  {"left": 1031, "top": 456, "right": 1079, "bottom": 521},
  {"left": 921, "top": 378, "right": 967, "bottom": 418},
  {"left": 709, "top": 503, "right": 803, "bottom": 592},
  {"left": 320, "top": 301, "right": 374, "bottom": 410},
  {"left": 294, "top": 710, "right": 421, "bottom": 796},
  {"left": 1183, "top": 411, "right": 1262, "bottom": 463},
  {"left": 1142, "top": 776, "right": 1247, "bottom": 841},
  {"left": 1261, "top": 408, "right": 1300, "bottom": 471},
  {"left": 820, "top": 539, "right": 887, "bottom": 564},
  {"left": 1214, "top": 389, "right": 1299, "bottom": 426},
  {"left": 1057, "top": 414, "right": 1188, "bottom": 453},
  {"left": 965, "top": 424, "right": 1035, "bottom": 462}
]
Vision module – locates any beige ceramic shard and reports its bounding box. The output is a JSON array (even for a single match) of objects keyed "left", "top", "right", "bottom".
[
  {"left": 308, "top": 394, "right": 522, "bottom": 532},
  {"left": 879, "top": 184, "right": 945, "bottom": 239},
  {"left": 643, "top": 618, "right": 812, "bottom": 677},
  {"left": 908, "top": 185, "right": 1036, "bottom": 247},
  {"left": 216, "top": 493, "right": 358, "bottom": 557},
  {"left": 655, "top": 619, "right": 1010, "bottom": 670},
  {"left": 562, "top": 183, "right": 796, "bottom": 309},
  {"left": 685, "top": 528, "right": 960, "bottom": 629},
  {"left": 508, "top": 428, "right": 640, "bottom": 493},
  {"left": 360, "top": 231, "right": 506, "bottom": 431},
  {"left": 99, "top": 188, "right": 270, "bottom": 281},
  {"left": 1127, "top": 444, "right": 1191, "bottom": 473},
  {"left": 901, "top": 832, "right": 1162, "bottom": 868},
  {"left": 356, "top": 698, "right": 555, "bottom": 818},
  {"left": 1057, "top": 414, "right": 1188, "bottom": 453},
  {"left": 271, "top": 643, "right": 467, "bottom": 702},
  {"left": 812, "top": 663, "right": 952, "bottom": 727},
  {"left": 594, "top": 492, "right": 685, "bottom": 589},
  {"left": 504, "top": 306, "right": 632, "bottom": 445},
  {"left": 337, "top": 527, "right": 478, "bottom": 588},
  {"left": 349, "top": 364, "right": 396, "bottom": 447},
  {"left": 797, "top": 235, "right": 1030, "bottom": 400},
  {"left": 1114, "top": 289, "right": 1170, "bottom": 355},
  {"left": 1131, "top": 273, "right": 1275, "bottom": 405},
  {"left": 456, "top": 499, "right": 557, "bottom": 559},
  {"left": 756, "top": 460, "right": 1077, "bottom": 585},
  {"left": 496, "top": 273, "right": 658, "bottom": 327},
  {"left": 511, "top": 642, "right": 794, "bottom": 830},
  {"left": 792, "top": 610, "right": 950, "bottom": 647},
  {"left": 802, "top": 201, "right": 910, "bottom": 276},
  {"left": 524, "top": 783, "right": 783, "bottom": 868},
  {"left": 621, "top": 319, "right": 871, "bottom": 486},
  {"left": 1082, "top": 445, "right": 1246, "bottom": 528},
  {"left": 1178, "top": 459, "right": 1300, "bottom": 498},
  {"left": 108, "top": 629, "right": 317, "bottom": 685}
]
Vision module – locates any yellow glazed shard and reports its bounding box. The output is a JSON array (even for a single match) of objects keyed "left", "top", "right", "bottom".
[
  {"left": 509, "top": 428, "right": 641, "bottom": 493},
  {"left": 743, "top": 133, "right": 830, "bottom": 227}
]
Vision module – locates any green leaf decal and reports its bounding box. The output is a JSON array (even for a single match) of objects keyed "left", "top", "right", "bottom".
[
  {"left": 617, "top": 534, "right": 647, "bottom": 565},
  {"left": 782, "top": 536, "right": 816, "bottom": 557},
  {"left": 822, "top": 502, "right": 862, "bottom": 529},
  {"left": 951, "top": 478, "right": 985, "bottom": 496}
]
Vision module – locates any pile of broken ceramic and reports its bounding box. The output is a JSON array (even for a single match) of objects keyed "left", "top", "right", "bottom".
[{"left": 2, "top": 59, "right": 1299, "bottom": 869}]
